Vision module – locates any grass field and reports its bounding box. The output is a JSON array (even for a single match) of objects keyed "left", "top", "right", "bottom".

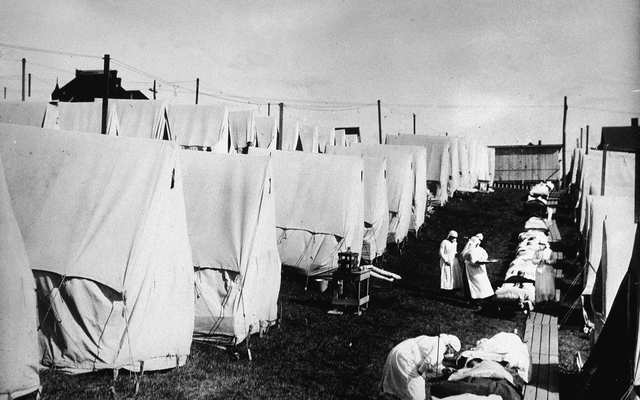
[{"left": 39, "top": 190, "right": 588, "bottom": 399}]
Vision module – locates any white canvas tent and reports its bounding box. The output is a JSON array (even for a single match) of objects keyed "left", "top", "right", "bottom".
[
  {"left": 255, "top": 116, "right": 277, "bottom": 149},
  {"left": 180, "top": 150, "right": 280, "bottom": 344},
  {"left": 0, "top": 156, "right": 40, "bottom": 399},
  {"left": 251, "top": 149, "right": 364, "bottom": 276},
  {"left": 281, "top": 122, "right": 300, "bottom": 151},
  {"left": 0, "top": 101, "right": 48, "bottom": 127},
  {"left": 331, "top": 144, "right": 413, "bottom": 243},
  {"left": 351, "top": 143, "right": 427, "bottom": 233},
  {"left": 386, "top": 134, "right": 453, "bottom": 204},
  {"left": 229, "top": 110, "right": 257, "bottom": 151},
  {"left": 167, "top": 104, "right": 229, "bottom": 152},
  {"left": 327, "top": 145, "right": 389, "bottom": 260},
  {"left": 299, "top": 125, "right": 319, "bottom": 153},
  {"left": 317, "top": 126, "right": 336, "bottom": 153},
  {"left": 42, "top": 101, "right": 119, "bottom": 135},
  {"left": 111, "top": 99, "right": 170, "bottom": 139},
  {"left": 0, "top": 123, "right": 194, "bottom": 373}
]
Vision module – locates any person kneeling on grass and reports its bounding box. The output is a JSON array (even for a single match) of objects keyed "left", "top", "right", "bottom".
[{"left": 381, "top": 334, "right": 461, "bottom": 400}]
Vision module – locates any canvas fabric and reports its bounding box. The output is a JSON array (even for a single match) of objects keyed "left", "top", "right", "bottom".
[
  {"left": 255, "top": 116, "right": 277, "bottom": 149},
  {"left": 0, "top": 123, "right": 194, "bottom": 373},
  {"left": 43, "top": 101, "right": 119, "bottom": 135},
  {"left": 281, "top": 121, "right": 300, "bottom": 151},
  {"left": 0, "top": 157, "right": 40, "bottom": 399},
  {"left": 111, "top": 100, "right": 169, "bottom": 139},
  {"left": 316, "top": 126, "right": 335, "bottom": 153},
  {"left": 600, "top": 220, "right": 637, "bottom": 318},
  {"left": 167, "top": 104, "right": 228, "bottom": 151},
  {"left": 180, "top": 150, "right": 280, "bottom": 343},
  {"left": 250, "top": 149, "right": 364, "bottom": 275},
  {"left": 0, "top": 101, "right": 48, "bottom": 127},
  {"left": 327, "top": 144, "right": 413, "bottom": 243},
  {"left": 229, "top": 110, "right": 257, "bottom": 151},
  {"left": 298, "top": 125, "right": 319, "bottom": 153}
]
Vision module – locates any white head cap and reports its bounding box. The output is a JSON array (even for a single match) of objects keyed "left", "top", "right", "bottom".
[
  {"left": 448, "top": 230, "right": 458, "bottom": 239},
  {"left": 475, "top": 233, "right": 484, "bottom": 241},
  {"left": 439, "top": 334, "right": 461, "bottom": 352}
]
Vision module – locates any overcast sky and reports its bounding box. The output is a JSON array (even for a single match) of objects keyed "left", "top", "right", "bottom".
[{"left": 1, "top": 0, "right": 639, "bottom": 146}]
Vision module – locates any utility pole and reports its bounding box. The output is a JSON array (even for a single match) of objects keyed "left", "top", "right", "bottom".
[
  {"left": 562, "top": 96, "right": 567, "bottom": 185},
  {"left": 21, "top": 58, "right": 25, "bottom": 101},
  {"left": 580, "top": 127, "right": 583, "bottom": 148},
  {"left": 413, "top": 113, "right": 416, "bottom": 135},
  {"left": 601, "top": 146, "right": 607, "bottom": 196},
  {"left": 28, "top": 73, "right": 31, "bottom": 97},
  {"left": 195, "top": 78, "right": 199, "bottom": 104},
  {"left": 101, "top": 54, "right": 110, "bottom": 135},
  {"left": 150, "top": 80, "right": 157, "bottom": 100},
  {"left": 586, "top": 125, "right": 590, "bottom": 155},
  {"left": 3, "top": 87, "right": 6, "bottom": 100},
  {"left": 377, "top": 99, "right": 382, "bottom": 144},
  {"left": 278, "top": 102, "right": 284, "bottom": 150},
  {"left": 268, "top": 103, "right": 271, "bottom": 116}
]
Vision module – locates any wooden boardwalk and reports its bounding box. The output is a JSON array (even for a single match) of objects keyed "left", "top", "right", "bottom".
[{"left": 524, "top": 312, "right": 560, "bottom": 400}]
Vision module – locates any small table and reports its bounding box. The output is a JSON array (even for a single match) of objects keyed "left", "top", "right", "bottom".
[{"left": 331, "top": 269, "right": 371, "bottom": 314}]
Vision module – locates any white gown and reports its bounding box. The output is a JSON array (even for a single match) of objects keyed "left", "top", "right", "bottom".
[
  {"left": 381, "top": 335, "right": 458, "bottom": 400},
  {"left": 439, "top": 239, "right": 462, "bottom": 290},
  {"left": 465, "top": 246, "right": 494, "bottom": 299}
]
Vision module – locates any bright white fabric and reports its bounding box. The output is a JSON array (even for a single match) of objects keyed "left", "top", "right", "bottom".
[
  {"left": 180, "top": 150, "right": 280, "bottom": 343},
  {"left": 0, "top": 101, "right": 48, "bottom": 127},
  {"left": 0, "top": 123, "right": 194, "bottom": 373},
  {"left": 535, "top": 263, "right": 556, "bottom": 302},
  {"left": 440, "top": 239, "right": 462, "bottom": 290},
  {"left": 381, "top": 334, "right": 461, "bottom": 400},
  {"left": 601, "top": 220, "right": 637, "bottom": 318},
  {"left": 0, "top": 157, "right": 40, "bottom": 398},
  {"left": 362, "top": 157, "right": 390, "bottom": 260},
  {"left": 255, "top": 116, "right": 277, "bottom": 149},
  {"left": 465, "top": 246, "right": 494, "bottom": 299},
  {"left": 167, "top": 104, "right": 228, "bottom": 151},
  {"left": 327, "top": 144, "right": 413, "bottom": 243},
  {"left": 281, "top": 121, "right": 300, "bottom": 151},
  {"left": 299, "top": 125, "right": 319, "bottom": 153},
  {"left": 43, "top": 101, "right": 119, "bottom": 135},
  {"left": 351, "top": 144, "right": 427, "bottom": 233},
  {"left": 228, "top": 110, "right": 257, "bottom": 151},
  {"left": 250, "top": 149, "right": 364, "bottom": 275},
  {"left": 334, "top": 130, "right": 346, "bottom": 147},
  {"left": 316, "top": 126, "right": 335, "bottom": 153},
  {"left": 111, "top": 99, "right": 169, "bottom": 139},
  {"left": 459, "top": 332, "right": 530, "bottom": 382},
  {"left": 582, "top": 196, "right": 634, "bottom": 296},
  {"left": 448, "top": 360, "right": 515, "bottom": 385}
]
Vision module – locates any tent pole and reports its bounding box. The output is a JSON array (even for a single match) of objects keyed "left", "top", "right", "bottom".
[
  {"left": 21, "top": 58, "right": 25, "bottom": 102},
  {"left": 195, "top": 78, "right": 199, "bottom": 105},
  {"left": 101, "top": 54, "right": 110, "bottom": 135},
  {"left": 28, "top": 73, "right": 31, "bottom": 97},
  {"left": 580, "top": 127, "right": 583, "bottom": 148},
  {"left": 562, "top": 96, "right": 567, "bottom": 186},
  {"left": 277, "top": 102, "right": 284, "bottom": 150},
  {"left": 377, "top": 99, "right": 382, "bottom": 144},
  {"left": 267, "top": 103, "right": 271, "bottom": 116},
  {"left": 413, "top": 113, "right": 416, "bottom": 135},
  {"left": 586, "top": 125, "right": 590, "bottom": 155},
  {"left": 600, "top": 146, "right": 607, "bottom": 196}
]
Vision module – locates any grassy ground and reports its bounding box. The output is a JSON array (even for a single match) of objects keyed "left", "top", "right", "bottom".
[{"left": 39, "top": 190, "right": 585, "bottom": 399}]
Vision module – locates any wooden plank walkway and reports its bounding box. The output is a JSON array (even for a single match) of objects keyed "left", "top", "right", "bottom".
[
  {"left": 547, "top": 220, "right": 562, "bottom": 244},
  {"left": 523, "top": 312, "right": 560, "bottom": 400}
]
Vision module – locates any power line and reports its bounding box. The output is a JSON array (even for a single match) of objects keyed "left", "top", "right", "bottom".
[{"left": 0, "top": 42, "right": 100, "bottom": 59}]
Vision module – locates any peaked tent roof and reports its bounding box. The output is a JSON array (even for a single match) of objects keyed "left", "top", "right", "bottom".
[
  {"left": 0, "top": 123, "right": 194, "bottom": 372},
  {"left": 42, "top": 100, "right": 119, "bottom": 135},
  {"left": 229, "top": 110, "right": 257, "bottom": 151},
  {"left": 0, "top": 156, "right": 40, "bottom": 398},
  {"left": 167, "top": 103, "right": 228, "bottom": 151},
  {"left": 255, "top": 115, "right": 277, "bottom": 149},
  {"left": 111, "top": 99, "right": 169, "bottom": 139}
]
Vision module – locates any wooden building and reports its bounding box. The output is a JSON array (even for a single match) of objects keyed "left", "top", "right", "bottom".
[
  {"left": 490, "top": 142, "right": 562, "bottom": 186},
  {"left": 597, "top": 118, "right": 639, "bottom": 152},
  {"left": 52, "top": 69, "right": 147, "bottom": 102}
]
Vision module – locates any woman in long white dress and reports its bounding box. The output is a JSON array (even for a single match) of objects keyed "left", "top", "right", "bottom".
[
  {"left": 439, "top": 230, "right": 462, "bottom": 290},
  {"left": 464, "top": 234, "right": 495, "bottom": 300}
]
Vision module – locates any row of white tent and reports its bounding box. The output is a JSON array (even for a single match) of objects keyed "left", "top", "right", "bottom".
[
  {"left": 0, "top": 100, "right": 494, "bottom": 398},
  {"left": 567, "top": 146, "right": 640, "bottom": 398},
  {"left": 568, "top": 147, "right": 636, "bottom": 338}
]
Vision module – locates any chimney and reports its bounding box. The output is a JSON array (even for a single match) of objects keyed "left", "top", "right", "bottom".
[{"left": 632, "top": 118, "right": 638, "bottom": 128}]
